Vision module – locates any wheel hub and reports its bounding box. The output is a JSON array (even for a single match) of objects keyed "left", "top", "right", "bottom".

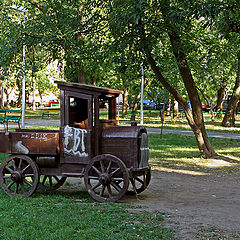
[
  {"left": 11, "top": 171, "right": 23, "bottom": 183},
  {"left": 99, "top": 173, "right": 111, "bottom": 186}
]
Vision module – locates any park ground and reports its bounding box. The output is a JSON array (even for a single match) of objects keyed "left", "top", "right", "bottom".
[
  {"left": 61, "top": 152, "right": 240, "bottom": 239},
  {"left": 60, "top": 131, "right": 240, "bottom": 240},
  {"left": 121, "top": 167, "right": 240, "bottom": 239},
  {"left": 2, "top": 113, "right": 240, "bottom": 239},
  {"left": 126, "top": 130, "right": 240, "bottom": 239}
]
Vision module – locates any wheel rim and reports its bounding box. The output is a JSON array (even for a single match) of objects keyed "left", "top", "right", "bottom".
[
  {"left": 0, "top": 155, "right": 39, "bottom": 197},
  {"left": 84, "top": 154, "right": 129, "bottom": 202},
  {"left": 127, "top": 168, "right": 151, "bottom": 195},
  {"left": 38, "top": 175, "right": 67, "bottom": 190}
]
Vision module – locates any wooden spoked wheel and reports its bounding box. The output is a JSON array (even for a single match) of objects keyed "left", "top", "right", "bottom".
[
  {"left": 127, "top": 167, "right": 151, "bottom": 195},
  {"left": 84, "top": 154, "right": 129, "bottom": 202},
  {"left": 38, "top": 175, "right": 67, "bottom": 191},
  {"left": 0, "top": 155, "right": 39, "bottom": 197}
]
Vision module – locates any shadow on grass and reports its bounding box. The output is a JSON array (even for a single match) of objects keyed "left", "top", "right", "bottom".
[
  {"left": 215, "top": 154, "right": 240, "bottom": 164},
  {"left": 149, "top": 133, "right": 240, "bottom": 175},
  {"left": 35, "top": 185, "right": 92, "bottom": 201},
  {"left": 0, "top": 180, "right": 93, "bottom": 202}
]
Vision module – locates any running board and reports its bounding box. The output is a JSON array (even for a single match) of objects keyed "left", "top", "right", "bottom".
[{"left": 62, "top": 172, "right": 84, "bottom": 177}]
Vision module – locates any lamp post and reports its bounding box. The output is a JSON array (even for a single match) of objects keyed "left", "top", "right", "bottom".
[
  {"left": 140, "top": 63, "right": 144, "bottom": 125},
  {"left": 11, "top": 5, "right": 27, "bottom": 128}
]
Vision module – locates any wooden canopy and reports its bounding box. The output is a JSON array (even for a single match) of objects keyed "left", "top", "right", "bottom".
[{"left": 55, "top": 81, "right": 123, "bottom": 98}]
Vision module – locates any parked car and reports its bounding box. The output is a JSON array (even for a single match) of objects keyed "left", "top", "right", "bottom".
[
  {"left": 138, "top": 100, "right": 165, "bottom": 110},
  {"left": 202, "top": 104, "right": 210, "bottom": 112},
  {"left": 45, "top": 99, "right": 59, "bottom": 107},
  {"left": 143, "top": 100, "right": 156, "bottom": 110},
  {"left": 99, "top": 99, "right": 107, "bottom": 108}
]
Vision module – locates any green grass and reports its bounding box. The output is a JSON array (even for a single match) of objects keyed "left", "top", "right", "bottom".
[
  {"left": 0, "top": 190, "right": 172, "bottom": 240},
  {"left": 118, "top": 109, "right": 240, "bottom": 133},
  {"left": 25, "top": 109, "right": 60, "bottom": 119},
  {"left": 144, "top": 119, "right": 240, "bottom": 133},
  {"left": 25, "top": 126, "right": 60, "bottom": 130}
]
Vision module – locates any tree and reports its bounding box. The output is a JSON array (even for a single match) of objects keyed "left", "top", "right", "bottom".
[
  {"left": 35, "top": 69, "right": 58, "bottom": 106},
  {"left": 23, "top": 0, "right": 113, "bottom": 84},
  {"left": 108, "top": 0, "right": 217, "bottom": 158},
  {"left": 193, "top": 0, "right": 240, "bottom": 126},
  {"left": 110, "top": 50, "right": 145, "bottom": 119},
  {"left": 189, "top": 26, "right": 235, "bottom": 117},
  {"left": 220, "top": 1, "right": 240, "bottom": 126},
  {"left": 0, "top": 2, "right": 22, "bottom": 106}
]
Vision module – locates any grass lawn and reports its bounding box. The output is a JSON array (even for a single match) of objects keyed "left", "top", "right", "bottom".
[
  {"left": 0, "top": 190, "right": 172, "bottom": 240},
  {"left": 143, "top": 119, "right": 240, "bottom": 134},
  {"left": 98, "top": 108, "right": 240, "bottom": 133},
  {"left": 137, "top": 110, "right": 240, "bottom": 133},
  {"left": 25, "top": 109, "right": 60, "bottom": 120},
  {"left": 149, "top": 133, "right": 240, "bottom": 175}
]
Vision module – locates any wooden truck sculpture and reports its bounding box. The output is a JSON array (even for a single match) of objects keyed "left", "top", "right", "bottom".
[{"left": 0, "top": 81, "right": 151, "bottom": 202}]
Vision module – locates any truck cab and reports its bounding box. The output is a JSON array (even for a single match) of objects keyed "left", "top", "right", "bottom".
[
  {"left": 56, "top": 81, "right": 149, "bottom": 171},
  {"left": 56, "top": 81, "right": 122, "bottom": 164}
]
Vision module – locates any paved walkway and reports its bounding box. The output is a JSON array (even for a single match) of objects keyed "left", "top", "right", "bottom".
[
  {"left": 22, "top": 119, "right": 240, "bottom": 140},
  {"left": 25, "top": 119, "right": 60, "bottom": 127}
]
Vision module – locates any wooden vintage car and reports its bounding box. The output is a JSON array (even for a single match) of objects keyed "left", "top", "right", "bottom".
[{"left": 0, "top": 81, "right": 151, "bottom": 202}]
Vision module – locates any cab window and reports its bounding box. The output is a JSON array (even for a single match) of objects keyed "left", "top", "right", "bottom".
[{"left": 69, "top": 97, "right": 88, "bottom": 129}]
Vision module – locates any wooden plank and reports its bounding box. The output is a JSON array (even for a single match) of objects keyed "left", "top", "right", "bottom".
[{"left": 9, "top": 131, "right": 60, "bottom": 155}]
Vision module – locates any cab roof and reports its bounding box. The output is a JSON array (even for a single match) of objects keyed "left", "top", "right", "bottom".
[{"left": 55, "top": 81, "right": 123, "bottom": 98}]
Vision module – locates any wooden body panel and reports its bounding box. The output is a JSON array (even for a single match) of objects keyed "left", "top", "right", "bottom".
[
  {"left": 59, "top": 89, "right": 93, "bottom": 164},
  {"left": 0, "top": 132, "right": 9, "bottom": 153},
  {"left": 100, "top": 126, "right": 147, "bottom": 169},
  {"left": 0, "top": 130, "right": 59, "bottom": 155}
]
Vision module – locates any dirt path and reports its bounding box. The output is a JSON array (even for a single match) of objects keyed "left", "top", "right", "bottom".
[
  {"left": 120, "top": 170, "right": 240, "bottom": 239},
  {"left": 64, "top": 167, "right": 240, "bottom": 239}
]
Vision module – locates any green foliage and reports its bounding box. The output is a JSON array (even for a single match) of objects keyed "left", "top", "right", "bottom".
[
  {"left": 1, "top": 0, "right": 239, "bottom": 119},
  {"left": 0, "top": 3, "right": 24, "bottom": 81}
]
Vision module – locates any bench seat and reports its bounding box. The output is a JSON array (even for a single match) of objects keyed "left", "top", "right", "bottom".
[{"left": 0, "top": 109, "right": 21, "bottom": 130}]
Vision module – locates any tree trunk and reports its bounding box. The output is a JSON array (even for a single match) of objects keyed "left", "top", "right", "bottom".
[
  {"left": 221, "top": 6, "right": 240, "bottom": 126},
  {"left": 166, "top": 97, "right": 171, "bottom": 115},
  {"left": 39, "top": 93, "right": 43, "bottom": 106},
  {"left": 65, "top": 60, "right": 87, "bottom": 84},
  {"left": 221, "top": 57, "right": 240, "bottom": 127},
  {"left": 4, "top": 88, "right": 9, "bottom": 108},
  {"left": 130, "top": 104, "right": 137, "bottom": 121},
  {"left": 122, "top": 89, "right": 128, "bottom": 117},
  {"left": 173, "top": 99, "right": 179, "bottom": 119},
  {"left": 78, "top": 67, "right": 86, "bottom": 84},
  {"left": 237, "top": 101, "right": 240, "bottom": 113},
  {"left": 130, "top": 91, "right": 141, "bottom": 122},
  {"left": 215, "top": 85, "right": 227, "bottom": 113},
  {"left": 92, "top": 76, "right": 97, "bottom": 86},
  {"left": 146, "top": 53, "right": 216, "bottom": 157},
  {"left": 162, "top": 2, "right": 216, "bottom": 158},
  {"left": 0, "top": 82, "right": 2, "bottom": 108},
  {"left": 32, "top": 78, "right": 36, "bottom": 111}
]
